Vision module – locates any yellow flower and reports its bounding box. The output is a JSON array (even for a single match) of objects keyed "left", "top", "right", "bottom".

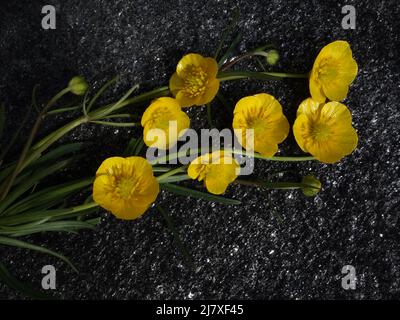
[
  {"left": 169, "top": 53, "right": 220, "bottom": 107},
  {"left": 309, "top": 40, "right": 358, "bottom": 103},
  {"left": 232, "top": 93, "right": 289, "bottom": 157},
  {"left": 293, "top": 98, "right": 358, "bottom": 163},
  {"left": 141, "top": 97, "right": 190, "bottom": 149},
  {"left": 93, "top": 157, "right": 159, "bottom": 220},
  {"left": 188, "top": 151, "right": 239, "bottom": 195}
]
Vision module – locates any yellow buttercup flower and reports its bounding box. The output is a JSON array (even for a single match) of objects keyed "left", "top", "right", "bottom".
[
  {"left": 188, "top": 151, "right": 239, "bottom": 195},
  {"left": 232, "top": 93, "right": 289, "bottom": 157},
  {"left": 293, "top": 98, "right": 358, "bottom": 163},
  {"left": 169, "top": 53, "right": 220, "bottom": 107},
  {"left": 141, "top": 97, "right": 190, "bottom": 149},
  {"left": 93, "top": 157, "right": 159, "bottom": 220},
  {"left": 309, "top": 40, "right": 358, "bottom": 103}
]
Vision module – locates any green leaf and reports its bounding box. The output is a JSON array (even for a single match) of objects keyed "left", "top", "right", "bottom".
[
  {"left": 0, "top": 101, "right": 33, "bottom": 164},
  {"left": 156, "top": 205, "right": 196, "bottom": 272},
  {"left": 3, "top": 178, "right": 94, "bottom": 216},
  {"left": 0, "top": 262, "right": 54, "bottom": 299},
  {"left": 90, "top": 120, "right": 138, "bottom": 127},
  {"left": 0, "top": 159, "right": 74, "bottom": 214},
  {"left": 218, "top": 32, "right": 242, "bottom": 67},
  {"left": 47, "top": 105, "right": 81, "bottom": 115},
  {"left": 214, "top": 8, "right": 240, "bottom": 60},
  {"left": 86, "top": 76, "right": 119, "bottom": 114},
  {"left": 132, "top": 136, "right": 145, "bottom": 156},
  {"left": 160, "top": 183, "right": 241, "bottom": 205},
  {"left": 0, "top": 143, "right": 85, "bottom": 185},
  {"left": 0, "top": 220, "right": 97, "bottom": 237},
  {"left": 0, "top": 103, "right": 5, "bottom": 141},
  {"left": 206, "top": 103, "right": 214, "bottom": 128},
  {"left": 0, "top": 202, "right": 99, "bottom": 227},
  {"left": 157, "top": 174, "right": 190, "bottom": 184},
  {"left": 0, "top": 236, "right": 77, "bottom": 272}
]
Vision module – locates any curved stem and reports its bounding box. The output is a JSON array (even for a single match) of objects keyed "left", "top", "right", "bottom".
[
  {"left": 156, "top": 165, "right": 188, "bottom": 183},
  {"left": 217, "top": 70, "right": 309, "bottom": 81},
  {"left": 150, "top": 148, "right": 315, "bottom": 165},
  {"left": 235, "top": 179, "right": 303, "bottom": 189}
]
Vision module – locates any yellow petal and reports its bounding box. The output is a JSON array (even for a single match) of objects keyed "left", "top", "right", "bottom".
[
  {"left": 293, "top": 100, "right": 358, "bottom": 163},
  {"left": 292, "top": 114, "right": 311, "bottom": 153},
  {"left": 141, "top": 97, "right": 181, "bottom": 127},
  {"left": 176, "top": 53, "right": 205, "bottom": 78},
  {"left": 203, "top": 57, "right": 218, "bottom": 79},
  {"left": 95, "top": 157, "right": 125, "bottom": 176},
  {"left": 311, "top": 40, "right": 358, "bottom": 102},
  {"left": 297, "top": 97, "right": 321, "bottom": 117},
  {"left": 309, "top": 75, "right": 326, "bottom": 103},
  {"left": 141, "top": 97, "right": 190, "bottom": 149},
  {"left": 169, "top": 72, "right": 184, "bottom": 97},
  {"left": 93, "top": 157, "right": 160, "bottom": 220},
  {"left": 175, "top": 90, "right": 198, "bottom": 108},
  {"left": 196, "top": 78, "right": 220, "bottom": 105},
  {"left": 204, "top": 156, "right": 239, "bottom": 195},
  {"left": 232, "top": 93, "right": 289, "bottom": 157}
]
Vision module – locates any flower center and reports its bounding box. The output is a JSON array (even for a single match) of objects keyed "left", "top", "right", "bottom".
[
  {"left": 107, "top": 165, "right": 140, "bottom": 200},
  {"left": 183, "top": 66, "right": 208, "bottom": 98},
  {"left": 116, "top": 177, "right": 139, "bottom": 199},
  {"left": 310, "top": 122, "right": 332, "bottom": 142}
]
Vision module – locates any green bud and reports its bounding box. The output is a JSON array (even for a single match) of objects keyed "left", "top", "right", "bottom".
[
  {"left": 68, "top": 76, "right": 88, "bottom": 96},
  {"left": 301, "top": 175, "right": 321, "bottom": 197},
  {"left": 266, "top": 49, "right": 279, "bottom": 66}
]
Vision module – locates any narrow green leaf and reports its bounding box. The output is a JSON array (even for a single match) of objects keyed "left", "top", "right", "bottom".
[
  {"left": 0, "top": 202, "right": 99, "bottom": 226},
  {"left": 0, "top": 143, "right": 85, "bottom": 186},
  {"left": 218, "top": 32, "right": 242, "bottom": 67},
  {"left": 0, "top": 220, "right": 97, "bottom": 237},
  {"left": 86, "top": 76, "right": 119, "bottom": 114},
  {"left": 47, "top": 105, "right": 81, "bottom": 115},
  {"left": 123, "top": 137, "right": 139, "bottom": 156},
  {"left": 134, "top": 137, "right": 145, "bottom": 156},
  {"left": 160, "top": 183, "right": 241, "bottom": 205},
  {"left": 0, "top": 236, "right": 77, "bottom": 272},
  {"left": 156, "top": 205, "right": 196, "bottom": 272},
  {"left": 0, "top": 159, "right": 73, "bottom": 214},
  {"left": 0, "top": 100, "right": 33, "bottom": 164},
  {"left": 214, "top": 8, "right": 240, "bottom": 60},
  {"left": 0, "top": 103, "right": 5, "bottom": 141},
  {"left": 206, "top": 103, "right": 214, "bottom": 128},
  {"left": 3, "top": 178, "right": 93, "bottom": 216},
  {"left": 90, "top": 120, "right": 138, "bottom": 127},
  {"left": 158, "top": 174, "right": 190, "bottom": 184}
]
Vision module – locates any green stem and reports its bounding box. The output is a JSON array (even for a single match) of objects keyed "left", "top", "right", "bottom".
[
  {"left": 156, "top": 165, "right": 188, "bottom": 183},
  {"left": 217, "top": 70, "right": 309, "bottom": 81},
  {"left": 156, "top": 205, "right": 196, "bottom": 272},
  {"left": 235, "top": 179, "right": 303, "bottom": 189},
  {"left": 0, "top": 87, "right": 71, "bottom": 201},
  {"left": 149, "top": 148, "right": 315, "bottom": 165},
  {"left": 90, "top": 121, "right": 139, "bottom": 127},
  {"left": 22, "top": 86, "right": 170, "bottom": 172},
  {"left": 206, "top": 103, "right": 214, "bottom": 128}
]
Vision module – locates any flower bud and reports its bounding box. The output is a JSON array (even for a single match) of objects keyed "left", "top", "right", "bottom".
[
  {"left": 266, "top": 49, "right": 279, "bottom": 66},
  {"left": 68, "top": 76, "right": 88, "bottom": 96},
  {"left": 301, "top": 175, "right": 321, "bottom": 197}
]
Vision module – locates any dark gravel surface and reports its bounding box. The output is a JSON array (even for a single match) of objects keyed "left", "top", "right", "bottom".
[{"left": 0, "top": 0, "right": 399, "bottom": 299}]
